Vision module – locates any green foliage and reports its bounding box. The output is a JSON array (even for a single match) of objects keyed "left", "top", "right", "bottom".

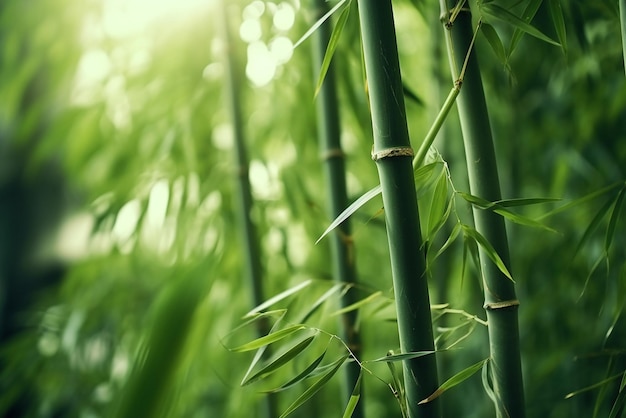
[{"left": 1, "top": 0, "right": 625, "bottom": 417}]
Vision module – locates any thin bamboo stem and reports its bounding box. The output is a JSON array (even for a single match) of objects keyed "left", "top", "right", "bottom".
[
  {"left": 356, "top": 0, "right": 441, "bottom": 416},
  {"left": 438, "top": 2, "right": 525, "bottom": 417},
  {"left": 311, "top": 1, "right": 364, "bottom": 416},
  {"left": 619, "top": 0, "right": 626, "bottom": 73},
  {"left": 220, "top": 3, "right": 276, "bottom": 417}
]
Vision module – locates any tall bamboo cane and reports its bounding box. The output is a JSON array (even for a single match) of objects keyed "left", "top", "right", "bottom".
[
  {"left": 310, "top": 1, "right": 364, "bottom": 417},
  {"left": 356, "top": 1, "right": 441, "bottom": 416},
  {"left": 438, "top": 3, "right": 525, "bottom": 417},
  {"left": 220, "top": 3, "right": 275, "bottom": 417}
]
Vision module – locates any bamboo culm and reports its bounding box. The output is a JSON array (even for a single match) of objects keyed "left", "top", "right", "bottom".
[
  {"left": 439, "top": 3, "right": 526, "bottom": 417},
  {"left": 356, "top": 0, "right": 441, "bottom": 417},
  {"left": 221, "top": 2, "right": 276, "bottom": 417},
  {"left": 311, "top": 0, "right": 364, "bottom": 416}
]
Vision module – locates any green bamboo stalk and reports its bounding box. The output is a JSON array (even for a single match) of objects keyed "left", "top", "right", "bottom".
[
  {"left": 439, "top": 3, "right": 525, "bottom": 417},
  {"left": 356, "top": 1, "right": 441, "bottom": 416},
  {"left": 220, "top": 3, "right": 275, "bottom": 417},
  {"left": 619, "top": 0, "right": 626, "bottom": 73},
  {"left": 310, "top": 1, "right": 364, "bottom": 417}
]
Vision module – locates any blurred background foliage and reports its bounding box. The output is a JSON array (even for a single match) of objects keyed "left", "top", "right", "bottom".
[{"left": 0, "top": 0, "right": 624, "bottom": 417}]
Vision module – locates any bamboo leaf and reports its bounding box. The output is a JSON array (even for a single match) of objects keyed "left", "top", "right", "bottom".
[
  {"left": 267, "top": 349, "right": 328, "bottom": 393},
  {"left": 341, "top": 370, "right": 363, "bottom": 418},
  {"left": 539, "top": 182, "right": 623, "bottom": 220},
  {"left": 294, "top": 0, "right": 349, "bottom": 49},
  {"left": 459, "top": 192, "right": 557, "bottom": 231},
  {"left": 316, "top": 185, "right": 382, "bottom": 244},
  {"left": 495, "top": 197, "right": 561, "bottom": 207},
  {"left": 402, "top": 83, "right": 424, "bottom": 106},
  {"left": 431, "top": 222, "right": 462, "bottom": 262},
  {"left": 245, "top": 280, "right": 313, "bottom": 317},
  {"left": 427, "top": 172, "right": 450, "bottom": 238},
  {"left": 548, "top": 0, "right": 567, "bottom": 54},
  {"left": 481, "top": 3, "right": 560, "bottom": 47},
  {"left": 331, "top": 291, "right": 382, "bottom": 316},
  {"left": 367, "top": 350, "right": 438, "bottom": 363},
  {"left": 418, "top": 358, "right": 489, "bottom": 404},
  {"left": 299, "top": 283, "right": 348, "bottom": 323},
  {"left": 229, "top": 325, "right": 307, "bottom": 352},
  {"left": 608, "top": 372, "right": 626, "bottom": 418},
  {"left": 481, "top": 23, "right": 506, "bottom": 63},
  {"left": 462, "top": 225, "right": 513, "bottom": 281},
  {"left": 507, "top": 0, "right": 543, "bottom": 57},
  {"left": 605, "top": 186, "right": 625, "bottom": 253},
  {"left": 565, "top": 372, "right": 625, "bottom": 399},
  {"left": 279, "top": 354, "right": 349, "bottom": 418},
  {"left": 386, "top": 351, "right": 407, "bottom": 417},
  {"left": 242, "top": 335, "right": 317, "bottom": 386},
  {"left": 574, "top": 195, "right": 615, "bottom": 256},
  {"left": 414, "top": 161, "right": 445, "bottom": 199},
  {"left": 315, "top": 2, "right": 352, "bottom": 96}
]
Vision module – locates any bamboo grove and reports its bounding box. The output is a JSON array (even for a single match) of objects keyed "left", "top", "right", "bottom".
[{"left": 0, "top": 0, "right": 625, "bottom": 417}]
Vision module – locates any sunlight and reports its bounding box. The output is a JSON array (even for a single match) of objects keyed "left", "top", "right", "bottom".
[{"left": 100, "top": 0, "right": 212, "bottom": 39}]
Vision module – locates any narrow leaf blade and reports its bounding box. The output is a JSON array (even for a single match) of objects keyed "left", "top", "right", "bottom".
[
  {"left": 419, "top": 358, "right": 488, "bottom": 404},
  {"left": 316, "top": 185, "right": 382, "bottom": 244},
  {"left": 315, "top": 2, "right": 352, "bottom": 96},
  {"left": 279, "top": 355, "right": 349, "bottom": 418},
  {"left": 482, "top": 3, "right": 560, "bottom": 47},
  {"left": 230, "top": 325, "right": 307, "bottom": 352}
]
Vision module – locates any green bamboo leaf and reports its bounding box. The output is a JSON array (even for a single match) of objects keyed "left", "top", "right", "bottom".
[
  {"left": 481, "top": 3, "right": 560, "bottom": 47},
  {"left": 299, "top": 283, "right": 348, "bottom": 323},
  {"left": 427, "top": 173, "right": 450, "bottom": 237},
  {"left": 548, "top": 0, "right": 567, "bottom": 54},
  {"left": 294, "top": 0, "right": 349, "bottom": 49},
  {"left": 402, "top": 83, "right": 424, "bottom": 106},
  {"left": 415, "top": 161, "right": 445, "bottom": 199},
  {"left": 229, "top": 325, "right": 307, "bottom": 352},
  {"left": 341, "top": 370, "right": 363, "bottom": 418},
  {"left": 267, "top": 350, "right": 328, "bottom": 393},
  {"left": 386, "top": 351, "right": 407, "bottom": 417},
  {"left": 539, "top": 182, "right": 623, "bottom": 220},
  {"left": 565, "top": 372, "right": 625, "bottom": 399},
  {"left": 431, "top": 222, "right": 462, "bottom": 262},
  {"left": 574, "top": 195, "right": 615, "bottom": 256},
  {"left": 242, "top": 335, "right": 317, "bottom": 386},
  {"left": 605, "top": 186, "right": 625, "bottom": 253},
  {"left": 480, "top": 23, "right": 506, "bottom": 63},
  {"left": 368, "top": 350, "right": 437, "bottom": 363},
  {"left": 245, "top": 280, "right": 313, "bottom": 317},
  {"left": 460, "top": 191, "right": 556, "bottom": 231},
  {"left": 495, "top": 197, "right": 561, "bottom": 207},
  {"left": 418, "top": 358, "right": 489, "bottom": 405},
  {"left": 462, "top": 225, "right": 513, "bottom": 281},
  {"left": 315, "top": 2, "right": 352, "bottom": 96},
  {"left": 608, "top": 372, "right": 626, "bottom": 418},
  {"left": 316, "top": 185, "right": 382, "bottom": 244},
  {"left": 331, "top": 291, "right": 382, "bottom": 316},
  {"left": 279, "top": 354, "right": 349, "bottom": 418},
  {"left": 507, "top": 0, "right": 543, "bottom": 57}
]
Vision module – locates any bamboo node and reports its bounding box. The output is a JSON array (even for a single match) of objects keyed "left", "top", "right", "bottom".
[
  {"left": 483, "top": 300, "right": 520, "bottom": 311},
  {"left": 321, "top": 148, "right": 345, "bottom": 160},
  {"left": 371, "top": 146, "right": 414, "bottom": 161}
]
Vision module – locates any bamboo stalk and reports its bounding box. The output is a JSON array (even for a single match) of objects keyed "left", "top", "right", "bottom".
[
  {"left": 220, "top": 3, "right": 276, "bottom": 417},
  {"left": 438, "top": 3, "right": 526, "bottom": 417},
  {"left": 356, "top": 1, "right": 441, "bottom": 416},
  {"left": 310, "top": 1, "right": 364, "bottom": 417}
]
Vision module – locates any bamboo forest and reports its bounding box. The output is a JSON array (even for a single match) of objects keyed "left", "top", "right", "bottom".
[{"left": 2, "top": 0, "right": 626, "bottom": 417}]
